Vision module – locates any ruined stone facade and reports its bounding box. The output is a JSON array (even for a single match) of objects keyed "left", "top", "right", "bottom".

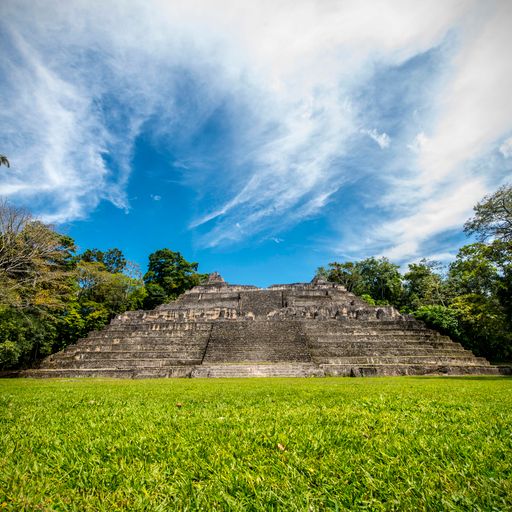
[{"left": 25, "top": 273, "right": 499, "bottom": 378}]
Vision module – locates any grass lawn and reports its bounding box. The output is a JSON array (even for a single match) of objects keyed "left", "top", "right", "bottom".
[{"left": 1, "top": 376, "right": 511, "bottom": 511}]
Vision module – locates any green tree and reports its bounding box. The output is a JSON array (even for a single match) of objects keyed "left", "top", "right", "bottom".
[
  {"left": 54, "top": 260, "right": 147, "bottom": 352},
  {"left": 403, "top": 259, "right": 447, "bottom": 311},
  {"left": 446, "top": 242, "right": 511, "bottom": 361},
  {"left": 80, "top": 247, "right": 127, "bottom": 273},
  {"left": 0, "top": 155, "right": 9, "bottom": 168},
  {"left": 412, "top": 305, "right": 462, "bottom": 341},
  {"left": 0, "top": 306, "right": 57, "bottom": 368},
  {"left": 317, "top": 262, "right": 362, "bottom": 293},
  {"left": 0, "top": 200, "right": 79, "bottom": 369},
  {"left": 143, "top": 249, "right": 206, "bottom": 309},
  {"left": 0, "top": 200, "right": 77, "bottom": 309},
  {"left": 0, "top": 200, "right": 149, "bottom": 368},
  {"left": 320, "top": 257, "right": 403, "bottom": 305},
  {"left": 76, "top": 259, "right": 145, "bottom": 318},
  {"left": 356, "top": 257, "right": 403, "bottom": 304},
  {"left": 464, "top": 183, "right": 512, "bottom": 242}
]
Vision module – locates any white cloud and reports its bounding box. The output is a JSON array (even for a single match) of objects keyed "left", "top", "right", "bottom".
[
  {"left": 150, "top": 194, "right": 162, "bottom": 201},
  {"left": 378, "top": 178, "right": 488, "bottom": 262},
  {"left": 346, "top": 0, "right": 512, "bottom": 262},
  {"left": 361, "top": 129, "right": 391, "bottom": 149},
  {"left": 407, "top": 132, "right": 429, "bottom": 153},
  {"left": 0, "top": 0, "right": 510, "bottom": 258},
  {"left": 499, "top": 137, "right": 512, "bottom": 158},
  {"left": 415, "top": 1, "right": 512, "bottom": 184}
]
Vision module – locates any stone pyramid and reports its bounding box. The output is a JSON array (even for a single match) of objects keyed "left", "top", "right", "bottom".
[{"left": 25, "top": 273, "right": 499, "bottom": 378}]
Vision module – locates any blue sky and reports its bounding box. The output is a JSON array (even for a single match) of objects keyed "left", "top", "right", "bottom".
[{"left": 1, "top": 0, "right": 511, "bottom": 286}]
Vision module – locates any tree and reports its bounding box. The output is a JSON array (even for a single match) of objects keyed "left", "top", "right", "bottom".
[
  {"left": 80, "top": 247, "right": 127, "bottom": 273},
  {"left": 446, "top": 242, "right": 511, "bottom": 361},
  {"left": 143, "top": 249, "right": 206, "bottom": 309},
  {"left": 0, "top": 306, "right": 57, "bottom": 368},
  {"left": 0, "top": 199, "right": 76, "bottom": 308},
  {"left": 356, "top": 257, "right": 403, "bottom": 304},
  {"left": 77, "top": 261, "right": 144, "bottom": 314},
  {"left": 320, "top": 257, "right": 403, "bottom": 305},
  {"left": 54, "top": 260, "right": 146, "bottom": 353},
  {"left": 0, "top": 155, "right": 9, "bottom": 168},
  {"left": 317, "top": 262, "right": 361, "bottom": 293},
  {"left": 464, "top": 183, "right": 512, "bottom": 242},
  {"left": 403, "top": 259, "right": 447, "bottom": 311},
  {"left": 412, "top": 305, "right": 462, "bottom": 341},
  {"left": 0, "top": 200, "right": 77, "bottom": 368}
]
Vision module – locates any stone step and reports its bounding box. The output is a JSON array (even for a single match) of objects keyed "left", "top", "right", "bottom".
[
  {"left": 306, "top": 328, "right": 445, "bottom": 334},
  {"left": 306, "top": 319, "right": 430, "bottom": 333},
  {"left": 309, "top": 338, "right": 465, "bottom": 348},
  {"left": 87, "top": 327, "right": 211, "bottom": 338},
  {"left": 92, "top": 330, "right": 449, "bottom": 340},
  {"left": 309, "top": 347, "right": 471, "bottom": 358},
  {"left": 204, "top": 355, "right": 311, "bottom": 363},
  {"left": 191, "top": 363, "right": 324, "bottom": 378},
  {"left": 42, "top": 358, "right": 203, "bottom": 369},
  {"left": 313, "top": 355, "right": 489, "bottom": 366},
  {"left": 22, "top": 367, "right": 193, "bottom": 378},
  {"left": 60, "top": 350, "right": 205, "bottom": 360},
  {"left": 202, "top": 321, "right": 312, "bottom": 364},
  {"left": 308, "top": 339, "right": 462, "bottom": 349},
  {"left": 305, "top": 330, "right": 446, "bottom": 338},
  {"left": 82, "top": 337, "right": 207, "bottom": 346},
  {"left": 101, "top": 320, "right": 211, "bottom": 328},
  {"left": 42, "top": 345, "right": 208, "bottom": 365},
  {"left": 22, "top": 362, "right": 500, "bottom": 379},
  {"left": 72, "top": 338, "right": 210, "bottom": 349},
  {"left": 320, "top": 364, "right": 500, "bottom": 377}
]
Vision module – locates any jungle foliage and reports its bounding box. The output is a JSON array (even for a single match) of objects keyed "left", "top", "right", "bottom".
[{"left": 0, "top": 201, "right": 205, "bottom": 369}]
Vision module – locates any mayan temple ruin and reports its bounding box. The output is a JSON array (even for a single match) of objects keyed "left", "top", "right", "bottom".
[{"left": 25, "top": 273, "right": 500, "bottom": 378}]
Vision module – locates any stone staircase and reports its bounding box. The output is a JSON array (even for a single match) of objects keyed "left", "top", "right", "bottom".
[
  {"left": 22, "top": 274, "right": 501, "bottom": 378},
  {"left": 203, "top": 320, "right": 311, "bottom": 363}
]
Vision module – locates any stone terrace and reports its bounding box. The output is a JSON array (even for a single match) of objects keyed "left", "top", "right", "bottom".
[{"left": 24, "top": 273, "right": 500, "bottom": 378}]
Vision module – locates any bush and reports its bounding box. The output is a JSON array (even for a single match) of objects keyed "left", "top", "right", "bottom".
[
  {"left": 0, "top": 307, "right": 57, "bottom": 369},
  {"left": 412, "top": 305, "right": 462, "bottom": 341},
  {"left": 360, "top": 294, "right": 376, "bottom": 305},
  {"left": 0, "top": 341, "right": 21, "bottom": 367}
]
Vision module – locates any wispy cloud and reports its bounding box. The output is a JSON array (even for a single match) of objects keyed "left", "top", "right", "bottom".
[
  {"left": 499, "top": 137, "right": 512, "bottom": 159},
  {"left": 361, "top": 129, "right": 391, "bottom": 149},
  {"left": 0, "top": 0, "right": 510, "bottom": 263}
]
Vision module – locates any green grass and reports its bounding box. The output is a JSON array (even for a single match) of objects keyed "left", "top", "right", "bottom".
[{"left": 1, "top": 377, "right": 511, "bottom": 511}]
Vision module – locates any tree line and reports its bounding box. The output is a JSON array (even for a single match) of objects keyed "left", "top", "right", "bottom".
[
  {"left": 0, "top": 184, "right": 510, "bottom": 369},
  {"left": 317, "top": 184, "right": 512, "bottom": 362},
  {"left": 0, "top": 198, "right": 206, "bottom": 369}
]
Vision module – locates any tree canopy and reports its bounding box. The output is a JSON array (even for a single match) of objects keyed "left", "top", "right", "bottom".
[
  {"left": 464, "top": 183, "right": 512, "bottom": 242},
  {"left": 143, "top": 249, "right": 207, "bottom": 309},
  {"left": 80, "top": 248, "right": 127, "bottom": 274},
  {"left": 318, "top": 257, "right": 402, "bottom": 305}
]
